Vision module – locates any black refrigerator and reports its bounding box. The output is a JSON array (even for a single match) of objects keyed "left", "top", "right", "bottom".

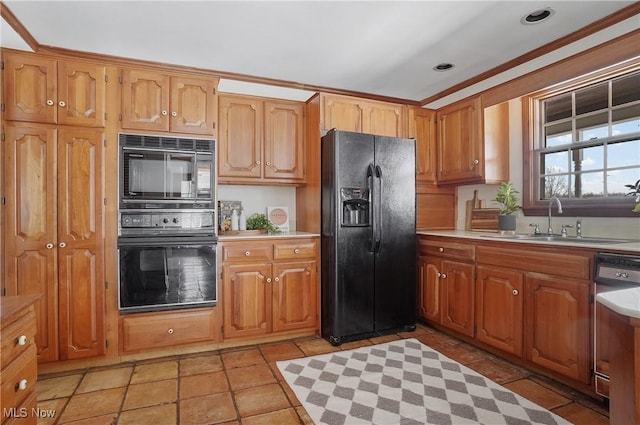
[{"left": 321, "top": 129, "right": 416, "bottom": 345}]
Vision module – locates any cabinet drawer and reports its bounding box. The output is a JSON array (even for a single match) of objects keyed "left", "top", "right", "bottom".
[
  {"left": 3, "top": 391, "right": 37, "bottom": 425},
  {"left": 121, "top": 309, "right": 217, "bottom": 353},
  {"left": 418, "top": 238, "right": 475, "bottom": 261},
  {"left": 273, "top": 240, "right": 317, "bottom": 260},
  {"left": 222, "top": 242, "right": 273, "bottom": 262},
  {"left": 1, "top": 344, "right": 37, "bottom": 414},
  {"left": 1, "top": 311, "right": 36, "bottom": 369}
]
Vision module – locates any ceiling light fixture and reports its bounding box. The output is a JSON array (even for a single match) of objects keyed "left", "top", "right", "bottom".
[
  {"left": 521, "top": 7, "right": 555, "bottom": 25},
  {"left": 433, "top": 63, "right": 454, "bottom": 72}
]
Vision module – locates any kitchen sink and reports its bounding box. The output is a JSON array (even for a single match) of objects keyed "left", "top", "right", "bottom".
[{"left": 481, "top": 234, "right": 636, "bottom": 244}]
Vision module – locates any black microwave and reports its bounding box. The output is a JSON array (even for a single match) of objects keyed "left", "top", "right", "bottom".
[{"left": 119, "top": 134, "right": 215, "bottom": 208}]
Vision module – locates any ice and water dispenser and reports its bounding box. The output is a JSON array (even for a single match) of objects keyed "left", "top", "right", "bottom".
[{"left": 340, "top": 188, "right": 370, "bottom": 226}]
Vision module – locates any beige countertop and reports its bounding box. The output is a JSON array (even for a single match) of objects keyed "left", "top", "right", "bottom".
[
  {"left": 417, "top": 230, "right": 640, "bottom": 253},
  {"left": 218, "top": 231, "right": 320, "bottom": 241}
]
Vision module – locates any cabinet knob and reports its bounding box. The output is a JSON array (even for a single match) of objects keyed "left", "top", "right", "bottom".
[
  {"left": 167, "top": 328, "right": 174, "bottom": 335},
  {"left": 266, "top": 277, "right": 272, "bottom": 283},
  {"left": 58, "top": 100, "right": 66, "bottom": 107},
  {"left": 16, "top": 335, "right": 27, "bottom": 346},
  {"left": 274, "top": 277, "right": 280, "bottom": 282},
  {"left": 59, "top": 242, "right": 66, "bottom": 248},
  {"left": 46, "top": 243, "right": 54, "bottom": 249},
  {"left": 438, "top": 247, "right": 444, "bottom": 252},
  {"left": 436, "top": 272, "right": 442, "bottom": 278},
  {"left": 256, "top": 161, "right": 261, "bottom": 165},
  {"left": 46, "top": 99, "right": 54, "bottom": 106},
  {"left": 15, "top": 379, "right": 28, "bottom": 391},
  {"left": 473, "top": 159, "right": 479, "bottom": 165},
  {"left": 441, "top": 273, "right": 447, "bottom": 279},
  {"left": 266, "top": 161, "right": 271, "bottom": 166},
  {"left": 162, "top": 110, "right": 168, "bottom": 116},
  {"left": 244, "top": 251, "right": 251, "bottom": 256},
  {"left": 512, "top": 289, "right": 519, "bottom": 296},
  {"left": 294, "top": 249, "right": 300, "bottom": 254},
  {"left": 171, "top": 111, "right": 177, "bottom": 117}
]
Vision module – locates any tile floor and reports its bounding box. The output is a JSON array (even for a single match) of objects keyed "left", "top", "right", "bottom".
[{"left": 34, "top": 325, "right": 609, "bottom": 425}]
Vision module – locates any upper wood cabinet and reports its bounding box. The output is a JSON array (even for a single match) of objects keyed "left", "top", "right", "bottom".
[
  {"left": 321, "top": 93, "right": 406, "bottom": 137},
  {"left": 3, "top": 123, "right": 105, "bottom": 363},
  {"left": 3, "top": 52, "right": 106, "bottom": 127},
  {"left": 120, "top": 69, "right": 217, "bottom": 136},
  {"left": 218, "top": 93, "right": 305, "bottom": 184},
  {"left": 408, "top": 107, "right": 437, "bottom": 184}
]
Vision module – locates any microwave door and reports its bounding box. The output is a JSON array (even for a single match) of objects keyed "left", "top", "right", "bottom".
[
  {"left": 125, "top": 150, "right": 166, "bottom": 200},
  {"left": 166, "top": 152, "right": 196, "bottom": 200}
]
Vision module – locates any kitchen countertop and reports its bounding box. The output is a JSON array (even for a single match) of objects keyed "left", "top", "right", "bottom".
[
  {"left": 417, "top": 230, "right": 640, "bottom": 253},
  {"left": 218, "top": 231, "right": 320, "bottom": 241},
  {"left": 597, "top": 288, "right": 640, "bottom": 319}
]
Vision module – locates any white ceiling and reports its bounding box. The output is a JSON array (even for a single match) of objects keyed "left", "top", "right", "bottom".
[{"left": 1, "top": 1, "right": 637, "bottom": 107}]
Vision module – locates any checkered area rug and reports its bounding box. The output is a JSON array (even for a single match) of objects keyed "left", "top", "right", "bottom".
[{"left": 277, "top": 338, "right": 571, "bottom": 425}]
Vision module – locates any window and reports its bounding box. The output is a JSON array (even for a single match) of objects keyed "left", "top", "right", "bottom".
[{"left": 524, "top": 66, "right": 640, "bottom": 217}]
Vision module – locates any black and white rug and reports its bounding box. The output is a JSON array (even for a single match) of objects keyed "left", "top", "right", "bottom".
[{"left": 277, "top": 338, "right": 571, "bottom": 425}]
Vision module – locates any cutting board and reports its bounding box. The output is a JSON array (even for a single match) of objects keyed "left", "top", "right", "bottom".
[
  {"left": 470, "top": 208, "right": 500, "bottom": 232},
  {"left": 465, "top": 190, "right": 484, "bottom": 230}
]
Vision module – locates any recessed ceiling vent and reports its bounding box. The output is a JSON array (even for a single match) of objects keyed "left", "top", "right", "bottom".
[
  {"left": 433, "top": 63, "right": 454, "bottom": 72},
  {"left": 521, "top": 7, "right": 555, "bottom": 25}
]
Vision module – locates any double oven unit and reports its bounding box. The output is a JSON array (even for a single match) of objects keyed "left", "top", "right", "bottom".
[{"left": 117, "top": 133, "right": 217, "bottom": 314}]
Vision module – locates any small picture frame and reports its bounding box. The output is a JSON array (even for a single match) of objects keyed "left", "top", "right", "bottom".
[{"left": 268, "top": 206, "right": 289, "bottom": 232}]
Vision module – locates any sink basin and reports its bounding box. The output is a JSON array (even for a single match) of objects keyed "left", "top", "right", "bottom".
[{"left": 481, "top": 234, "right": 636, "bottom": 244}]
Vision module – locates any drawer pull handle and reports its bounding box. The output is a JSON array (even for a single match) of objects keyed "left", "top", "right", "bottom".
[
  {"left": 438, "top": 247, "right": 444, "bottom": 252},
  {"left": 245, "top": 251, "right": 251, "bottom": 256},
  {"left": 266, "top": 277, "right": 272, "bottom": 283},
  {"left": 512, "top": 289, "right": 519, "bottom": 296},
  {"left": 167, "top": 328, "right": 174, "bottom": 335},
  {"left": 162, "top": 110, "right": 168, "bottom": 116},
  {"left": 436, "top": 272, "right": 442, "bottom": 278},
  {"left": 46, "top": 243, "right": 54, "bottom": 249},
  {"left": 58, "top": 100, "right": 66, "bottom": 107},
  {"left": 294, "top": 249, "right": 300, "bottom": 254},
  {"left": 46, "top": 99, "right": 54, "bottom": 106},
  {"left": 16, "top": 335, "right": 27, "bottom": 346},
  {"left": 171, "top": 111, "right": 177, "bottom": 117},
  {"left": 16, "top": 379, "right": 28, "bottom": 391},
  {"left": 274, "top": 277, "right": 280, "bottom": 282},
  {"left": 441, "top": 273, "right": 447, "bottom": 279}
]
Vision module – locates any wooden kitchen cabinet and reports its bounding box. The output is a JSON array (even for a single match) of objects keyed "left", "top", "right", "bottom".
[
  {"left": 321, "top": 93, "right": 406, "bottom": 137},
  {"left": 408, "top": 107, "right": 437, "bottom": 184},
  {"left": 3, "top": 123, "right": 105, "bottom": 363},
  {"left": 120, "top": 69, "right": 217, "bottom": 135},
  {"left": 221, "top": 238, "right": 318, "bottom": 340},
  {"left": 3, "top": 52, "right": 106, "bottom": 127},
  {"left": 218, "top": 94, "right": 304, "bottom": 184}
]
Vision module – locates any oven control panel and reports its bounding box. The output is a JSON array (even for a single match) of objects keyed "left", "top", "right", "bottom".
[{"left": 119, "top": 210, "right": 215, "bottom": 235}]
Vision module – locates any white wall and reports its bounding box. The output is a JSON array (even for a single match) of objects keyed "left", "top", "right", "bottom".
[
  {"left": 217, "top": 185, "right": 297, "bottom": 231},
  {"left": 456, "top": 98, "right": 640, "bottom": 239}
]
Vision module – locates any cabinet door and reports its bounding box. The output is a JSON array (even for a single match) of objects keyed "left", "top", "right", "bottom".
[
  {"left": 57, "top": 128, "right": 105, "bottom": 360},
  {"left": 264, "top": 101, "right": 304, "bottom": 180},
  {"left": 170, "top": 76, "right": 217, "bottom": 135},
  {"left": 3, "top": 124, "right": 59, "bottom": 362},
  {"left": 4, "top": 54, "right": 57, "bottom": 123},
  {"left": 524, "top": 273, "right": 591, "bottom": 384},
  {"left": 408, "top": 107, "right": 437, "bottom": 184},
  {"left": 476, "top": 265, "right": 523, "bottom": 356},
  {"left": 222, "top": 263, "right": 271, "bottom": 339},
  {"left": 365, "top": 102, "right": 405, "bottom": 137},
  {"left": 322, "top": 94, "right": 364, "bottom": 133},
  {"left": 440, "top": 260, "right": 475, "bottom": 337},
  {"left": 417, "top": 255, "right": 442, "bottom": 323},
  {"left": 121, "top": 69, "right": 170, "bottom": 131},
  {"left": 57, "top": 61, "right": 106, "bottom": 127},
  {"left": 271, "top": 261, "right": 317, "bottom": 332},
  {"left": 436, "top": 97, "right": 482, "bottom": 183},
  {"left": 218, "top": 95, "right": 263, "bottom": 178}
]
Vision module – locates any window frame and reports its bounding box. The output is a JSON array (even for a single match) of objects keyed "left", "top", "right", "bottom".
[{"left": 522, "top": 61, "right": 640, "bottom": 218}]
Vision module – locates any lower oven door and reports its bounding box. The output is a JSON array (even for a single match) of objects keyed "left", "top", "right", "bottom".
[{"left": 118, "top": 236, "right": 217, "bottom": 314}]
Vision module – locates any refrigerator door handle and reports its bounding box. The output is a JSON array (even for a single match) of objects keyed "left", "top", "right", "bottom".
[
  {"left": 367, "top": 163, "right": 376, "bottom": 253},
  {"left": 375, "top": 165, "right": 383, "bottom": 253}
]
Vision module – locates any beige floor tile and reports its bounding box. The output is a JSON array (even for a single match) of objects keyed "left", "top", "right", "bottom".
[
  {"left": 552, "top": 402, "right": 610, "bottom": 425},
  {"left": 180, "top": 352, "right": 224, "bottom": 376},
  {"left": 233, "top": 383, "right": 291, "bottom": 417},
  {"left": 295, "top": 406, "right": 314, "bottom": 425},
  {"left": 295, "top": 338, "right": 340, "bottom": 356},
  {"left": 179, "top": 370, "right": 229, "bottom": 399},
  {"left": 122, "top": 378, "right": 177, "bottom": 410},
  {"left": 58, "top": 387, "right": 125, "bottom": 423},
  {"left": 416, "top": 331, "right": 461, "bottom": 350},
  {"left": 241, "top": 407, "right": 301, "bottom": 425},
  {"left": 369, "top": 334, "right": 401, "bottom": 345},
  {"left": 269, "top": 362, "right": 286, "bottom": 382},
  {"left": 437, "top": 343, "right": 492, "bottom": 365},
  {"left": 281, "top": 381, "right": 302, "bottom": 407},
  {"left": 36, "top": 374, "right": 83, "bottom": 401},
  {"left": 179, "top": 392, "right": 237, "bottom": 424},
  {"left": 58, "top": 413, "right": 118, "bottom": 425},
  {"left": 221, "top": 348, "right": 265, "bottom": 369},
  {"left": 226, "top": 364, "right": 276, "bottom": 390},
  {"left": 465, "top": 357, "right": 529, "bottom": 384},
  {"left": 259, "top": 342, "right": 305, "bottom": 362},
  {"left": 75, "top": 367, "right": 133, "bottom": 394},
  {"left": 117, "top": 403, "right": 177, "bottom": 425},
  {"left": 130, "top": 360, "right": 178, "bottom": 384},
  {"left": 504, "top": 379, "right": 572, "bottom": 410},
  {"left": 36, "top": 398, "right": 67, "bottom": 425}
]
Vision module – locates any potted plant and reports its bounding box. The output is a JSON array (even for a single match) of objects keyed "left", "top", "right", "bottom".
[
  {"left": 495, "top": 182, "right": 520, "bottom": 232},
  {"left": 625, "top": 179, "right": 640, "bottom": 212},
  {"left": 246, "top": 213, "right": 279, "bottom": 234}
]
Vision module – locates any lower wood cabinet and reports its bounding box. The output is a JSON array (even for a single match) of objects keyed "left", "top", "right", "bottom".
[{"left": 221, "top": 238, "right": 318, "bottom": 340}]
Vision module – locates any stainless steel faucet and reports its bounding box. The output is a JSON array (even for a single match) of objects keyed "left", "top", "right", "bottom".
[{"left": 547, "top": 197, "right": 563, "bottom": 235}]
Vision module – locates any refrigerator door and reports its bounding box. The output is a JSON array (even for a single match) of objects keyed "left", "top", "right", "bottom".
[
  {"left": 373, "top": 136, "right": 416, "bottom": 331},
  {"left": 321, "top": 130, "right": 375, "bottom": 342}
]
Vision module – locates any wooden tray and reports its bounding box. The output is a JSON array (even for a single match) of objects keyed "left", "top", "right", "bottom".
[
  {"left": 221, "top": 229, "right": 267, "bottom": 236},
  {"left": 470, "top": 208, "right": 499, "bottom": 232}
]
